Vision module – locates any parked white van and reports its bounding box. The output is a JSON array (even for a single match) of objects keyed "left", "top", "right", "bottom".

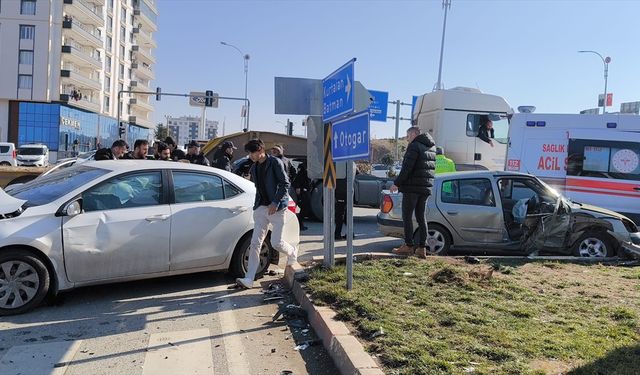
[
  {"left": 0, "top": 142, "right": 17, "bottom": 167},
  {"left": 16, "top": 144, "right": 50, "bottom": 167},
  {"left": 506, "top": 113, "right": 640, "bottom": 224}
]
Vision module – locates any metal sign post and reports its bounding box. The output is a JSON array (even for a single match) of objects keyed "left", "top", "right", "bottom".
[
  {"left": 332, "top": 110, "right": 370, "bottom": 290},
  {"left": 323, "top": 122, "right": 336, "bottom": 267}
]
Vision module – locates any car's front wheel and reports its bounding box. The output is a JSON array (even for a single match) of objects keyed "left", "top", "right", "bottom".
[
  {"left": 229, "top": 234, "right": 271, "bottom": 279},
  {"left": 571, "top": 232, "right": 614, "bottom": 258},
  {"left": 413, "top": 224, "right": 452, "bottom": 256},
  {"left": 0, "top": 250, "right": 50, "bottom": 316}
]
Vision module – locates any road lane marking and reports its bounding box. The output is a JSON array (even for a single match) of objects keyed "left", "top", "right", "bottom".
[
  {"left": 217, "top": 291, "right": 252, "bottom": 375},
  {"left": 0, "top": 340, "right": 82, "bottom": 375},
  {"left": 142, "top": 329, "right": 214, "bottom": 375}
]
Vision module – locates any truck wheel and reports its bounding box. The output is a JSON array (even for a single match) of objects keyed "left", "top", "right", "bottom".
[
  {"left": 571, "top": 232, "right": 614, "bottom": 258},
  {"left": 0, "top": 250, "right": 51, "bottom": 316},
  {"left": 309, "top": 181, "right": 324, "bottom": 222},
  {"left": 229, "top": 233, "right": 271, "bottom": 279},
  {"left": 414, "top": 224, "right": 451, "bottom": 255}
]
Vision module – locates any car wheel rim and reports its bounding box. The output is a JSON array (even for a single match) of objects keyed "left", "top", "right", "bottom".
[
  {"left": 242, "top": 244, "right": 269, "bottom": 274},
  {"left": 426, "top": 230, "right": 446, "bottom": 254},
  {"left": 577, "top": 237, "right": 607, "bottom": 258},
  {"left": 0, "top": 260, "right": 40, "bottom": 309}
]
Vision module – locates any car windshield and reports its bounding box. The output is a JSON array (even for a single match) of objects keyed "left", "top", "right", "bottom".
[
  {"left": 18, "top": 147, "right": 46, "bottom": 155},
  {"left": 8, "top": 165, "right": 109, "bottom": 207}
]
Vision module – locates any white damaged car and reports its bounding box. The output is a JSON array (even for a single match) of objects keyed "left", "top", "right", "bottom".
[{"left": 0, "top": 160, "right": 299, "bottom": 315}]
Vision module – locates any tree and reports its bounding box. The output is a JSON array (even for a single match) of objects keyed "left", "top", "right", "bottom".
[
  {"left": 380, "top": 153, "right": 394, "bottom": 167},
  {"left": 155, "top": 123, "right": 169, "bottom": 141}
]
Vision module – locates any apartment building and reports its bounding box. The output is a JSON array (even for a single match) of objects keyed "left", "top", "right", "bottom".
[
  {"left": 0, "top": 0, "right": 157, "bottom": 157},
  {"left": 166, "top": 115, "right": 219, "bottom": 148}
]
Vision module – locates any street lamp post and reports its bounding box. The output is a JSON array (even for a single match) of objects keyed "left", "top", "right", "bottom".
[
  {"left": 221, "top": 41, "right": 250, "bottom": 130},
  {"left": 578, "top": 50, "right": 611, "bottom": 114}
]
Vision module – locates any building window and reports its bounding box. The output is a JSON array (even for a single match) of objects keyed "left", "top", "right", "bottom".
[
  {"left": 19, "top": 25, "right": 35, "bottom": 40},
  {"left": 121, "top": 7, "right": 126, "bottom": 21},
  {"left": 119, "top": 64, "right": 124, "bottom": 79},
  {"left": 104, "top": 96, "right": 110, "bottom": 111},
  {"left": 19, "top": 50, "right": 34, "bottom": 65},
  {"left": 105, "top": 55, "right": 112, "bottom": 70},
  {"left": 104, "top": 76, "right": 111, "bottom": 91},
  {"left": 130, "top": 14, "right": 135, "bottom": 26},
  {"left": 18, "top": 74, "right": 33, "bottom": 89},
  {"left": 20, "top": 0, "right": 36, "bottom": 15},
  {"left": 107, "top": 16, "right": 113, "bottom": 33},
  {"left": 120, "top": 25, "right": 126, "bottom": 40},
  {"left": 118, "top": 83, "right": 123, "bottom": 93},
  {"left": 106, "top": 36, "right": 112, "bottom": 50},
  {"left": 128, "top": 68, "right": 132, "bottom": 79},
  {"left": 119, "top": 44, "right": 125, "bottom": 57}
]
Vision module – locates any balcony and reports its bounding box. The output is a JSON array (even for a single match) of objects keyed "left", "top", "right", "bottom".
[
  {"left": 61, "top": 44, "right": 101, "bottom": 69},
  {"left": 61, "top": 66, "right": 101, "bottom": 91},
  {"left": 131, "top": 61, "right": 154, "bottom": 80},
  {"left": 60, "top": 90, "right": 100, "bottom": 113},
  {"left": 134, "top": 0, "right": 158, "bottom": 32},
  {"left": 130, "top": 97, "right": 154, "bottom": 112},
  {"left": 62, "top": 18, "right": 103, "bottom": 49},
  {"left": 131, "top": 45, "right": 155, "bottom": 65},
  {"left": 63, "top": 0, "right": 103, "bottom": 26},
  {"left": 132, "top": 79, "right": 150, "bottom": 93},
  {"left": 134, "top": 28, "right": 157, "bottom": 48}
]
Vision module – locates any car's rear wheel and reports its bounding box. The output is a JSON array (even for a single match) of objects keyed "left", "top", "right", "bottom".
[
  {"left": 0, "top": 161, "right": 11, "bottom": 166},
  {"left": 413, "top": 223, "right": 452, "bottom": 256},
  {"left": 229, "top": 234, "right": 271, "bottom": 279},
  {"left": 0, "top": 251, "right": 50, "bottom": 316},
  {"left": 571, "top": 232, "right": 614, "bottom": 258}
]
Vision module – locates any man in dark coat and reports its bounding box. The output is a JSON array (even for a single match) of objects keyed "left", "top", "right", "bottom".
[
  {"left": 477, "top": 115, "right": 495, "bottom": 147},
  {"left": 212, "top": 141, "right": 237, "bottom": 172},
  {"left": 164, "top": 136, "right": 186, "bottom": 161},
  {"left": 95, "top": 139, "right": 127, "bottom": 161},
  {"left": 184, "top": 140, "right": 210, "bottom": 166},
  {"left": 390, "top": 126, "right": 436, "bottom": 258}
]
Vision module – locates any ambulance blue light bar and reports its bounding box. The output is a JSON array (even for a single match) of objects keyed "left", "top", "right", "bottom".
[
  {"left": 606, "top": 122, "right": 617, "bottom": 128},
  {"left": 536, "top": 121, "right": 546, "bottom": 127},
  {"left": 526, "top": 121, "right": 536, "bottom": 127}
]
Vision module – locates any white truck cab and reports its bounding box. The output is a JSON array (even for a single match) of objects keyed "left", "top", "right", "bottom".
[
  {"left": 506, "top": 113, "right": 640, "bottom": 224},
  {"left": 412, "top": 87, "right": 512, "bottom": 171}
]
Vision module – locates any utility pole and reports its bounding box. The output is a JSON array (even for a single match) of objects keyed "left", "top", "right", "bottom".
[
  {"left": 387, "top": 100, "right": 413, "bottom": 161},
  {"left": 434, "top": 0, "right": 452, "bottom": 91}
]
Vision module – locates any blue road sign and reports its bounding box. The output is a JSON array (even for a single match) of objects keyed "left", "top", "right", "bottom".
[
  {"left": 323, "top": 58, "right": 355, "bottom": 122},
  {"left": 368, "top": 90, "right": 389, "bottom": 122},
  {"left": 332, "top": 110, "right": 370, "bottom": 161},
  {"left": 410, "top": 95, "right": 419, "bottom": 118}
]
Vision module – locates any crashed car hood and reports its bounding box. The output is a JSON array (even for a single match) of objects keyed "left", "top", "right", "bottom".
[
  {"left": 573, "top": 203, "right": 627, "bottom": 220},
  {"left": 0, "top": 188, "right": 26, "bottom": 215}
]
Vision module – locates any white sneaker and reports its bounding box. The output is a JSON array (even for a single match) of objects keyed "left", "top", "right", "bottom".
[
  {"left": 235, "top": 277, "right": 254, "bottom": 289},
  {"left": 287, "top": 247, "right": 298, "bottom": 266}
]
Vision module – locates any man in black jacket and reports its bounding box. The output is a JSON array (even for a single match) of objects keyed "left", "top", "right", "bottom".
[
  {"left": 390, "top": 126, "right": 436, "bottom": 258},
  {"left": 184, "top": 140, "right": 210, "bottom": 166},
  {"left": 212, "top": 141, "right": 236, "bottom": 171},
  {"left": 235, "top": 139, "right": 298, "bottom": 289},
  {"left": 95, "top": 139, "right": 127, "bottom": 161},
  {"left": 477, "top": 115, "right": 495, "bottom": 147}
]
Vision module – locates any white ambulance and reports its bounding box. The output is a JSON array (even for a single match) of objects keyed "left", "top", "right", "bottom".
[{"left": 506, "top": 113, "right": 640, "bottom": 224}]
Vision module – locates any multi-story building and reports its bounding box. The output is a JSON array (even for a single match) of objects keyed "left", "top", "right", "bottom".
[
  {"left": 0, "top": 0, "right": 158, "bottom": 158},
  {"left": 166, "top": 115, "right": 218, "bottom": 147}
]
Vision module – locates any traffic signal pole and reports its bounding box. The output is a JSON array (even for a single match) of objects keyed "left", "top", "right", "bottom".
[{"left": 116, "top": 89, "right": 250, "bottom": 140}]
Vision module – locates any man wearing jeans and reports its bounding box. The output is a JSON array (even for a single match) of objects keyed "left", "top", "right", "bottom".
[
  {"left": 235, "top": 139, "right": 298, "bottom": 289},
  {"left": 390, "top": 126, "right": 436, "bottom": 258}
]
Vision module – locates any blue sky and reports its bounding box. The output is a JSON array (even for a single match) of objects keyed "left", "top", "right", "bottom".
[{"left": 153, "top": 0, "right": 640, "bottom": 139}]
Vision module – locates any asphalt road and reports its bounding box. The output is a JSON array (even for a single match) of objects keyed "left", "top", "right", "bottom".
[{"left": 0, "top": 207, "right": 388, "bottom": 375}]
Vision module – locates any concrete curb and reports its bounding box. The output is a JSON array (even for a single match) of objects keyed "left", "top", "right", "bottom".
[{"left": 284, "top": 263, "right": 384, "bottom": 375}]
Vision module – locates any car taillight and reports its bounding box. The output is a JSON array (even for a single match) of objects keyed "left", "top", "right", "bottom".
[
  {"left": 12, "top": 150, "right": 16, "bottom": 159},
  {"left": 287, "top": 200, "right": 299, "bottom": 214},
  {"left": 381, "top": 195, "right": 393, "bottom": 213}
]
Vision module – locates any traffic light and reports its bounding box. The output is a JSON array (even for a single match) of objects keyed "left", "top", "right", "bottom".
[
  {"left": 155, "top": 87, "right": 161, "bottom": 101},
  {"left": 287, "top": 120, "right": 293, "bottom": 136},
  {"left": 118, "top": 122, "right": 126, "bottom": 138},
  {"left": 205, "top": 90, "right": 214, "bottom": 107}
]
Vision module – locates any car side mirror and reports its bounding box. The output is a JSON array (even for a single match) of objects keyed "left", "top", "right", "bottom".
[{"left": 57, "top": 200, "right": 82, "bottom": 217}]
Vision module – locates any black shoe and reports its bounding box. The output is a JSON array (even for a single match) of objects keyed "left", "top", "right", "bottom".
[{"left": 334, "top": 234, "right": 347, "bottom": 240}]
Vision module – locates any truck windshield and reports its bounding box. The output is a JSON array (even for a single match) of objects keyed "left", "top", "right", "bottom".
[
  {"left": 8, "top": 165, "right": 109, "bottom": 207},
  {"left": 18, "top": 147, "right": 46, "bottom": 155}
]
